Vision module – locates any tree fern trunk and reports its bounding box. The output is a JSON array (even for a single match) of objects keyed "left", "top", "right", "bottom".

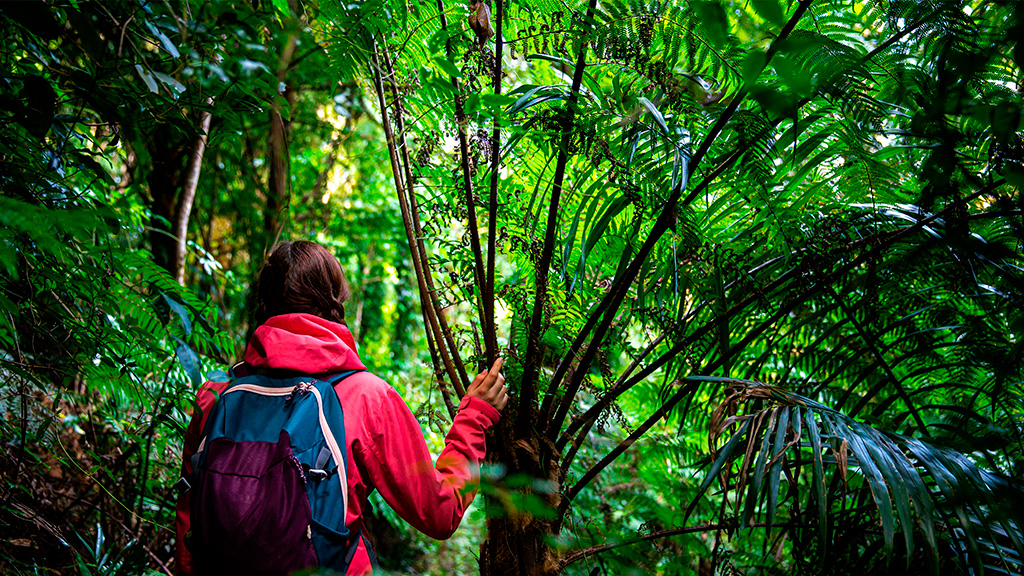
[
  {"left": 481, "top": 514, "right": 558, "bottom": 576},
  {"left": 480, "top": 416, "right": 564, "bottom": 576}
]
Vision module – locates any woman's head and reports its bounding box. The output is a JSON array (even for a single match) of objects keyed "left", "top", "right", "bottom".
[{"left": 253, "top": 241, "right": 351, "bottom": 326}]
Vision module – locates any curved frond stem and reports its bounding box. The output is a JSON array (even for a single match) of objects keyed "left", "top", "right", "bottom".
[
  {"left": 557, "top": 334, "right": 677, "bottom": 484},
  {"left": 538, "top": 215, "right": 641, "bottom": 421},
  {"left": 863, "top": 16, "right": 931, "bottom": 63},
  {"left": 370, "top": 45, "right": 467, "bottom": 399},
  {"left": 558, "top": 522, "right": 789, "bottom": 569},
  {"left": 557, "top": 266, "right": 793, "bottom": 452},
  {"left": 548, "top": 178, "right": 684, "bottom": 436},
  {"left": 484, "top": 0, "right": 504, "bottom": 367},
  {"left": 392, "top": 10, "right": 447, "bottom": 62},
  {"left": 518, "top": 0, "right": 599, "bottom": 427},
  {"left": 540, "top": 149, "right": 742, "bottom": 427},
  {"left": 547, "top": 0, "right": 816, "bottom": 438},
  {"left": 559, "top": 379, "right": 702, "bottom": 516}
]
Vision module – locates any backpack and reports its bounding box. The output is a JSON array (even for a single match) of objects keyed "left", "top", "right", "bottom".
[{"left": 181, "top": 369, "right": 363, "bottom": 575}]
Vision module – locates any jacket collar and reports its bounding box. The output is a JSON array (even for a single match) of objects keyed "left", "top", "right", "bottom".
[{"left": 242, "top": 313, "right": 365, "bottom": 374}]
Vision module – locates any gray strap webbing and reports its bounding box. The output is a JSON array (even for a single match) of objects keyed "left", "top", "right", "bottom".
[
  {"left": 307, "top": 446, "right": 334, "bottom": 481},
  {"left": 314, "top": 446, "right": 332, "bottom": 470}
]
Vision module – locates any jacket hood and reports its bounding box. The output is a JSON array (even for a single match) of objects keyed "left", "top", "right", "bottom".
[{"left": 242, "top": 313, "right": 365, "bottom": 373}]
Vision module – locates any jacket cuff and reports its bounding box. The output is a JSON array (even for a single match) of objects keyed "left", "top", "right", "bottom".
[{"left": 459, "top": 395, "right": 501, "bottom": 426}]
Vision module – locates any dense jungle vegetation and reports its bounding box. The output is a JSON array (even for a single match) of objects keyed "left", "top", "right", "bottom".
[{"left": 1, "top": 0, "right": 1023, "bottom": 574}]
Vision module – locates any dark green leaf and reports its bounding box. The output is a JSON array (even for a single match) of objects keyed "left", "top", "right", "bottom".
[
  {"left": 692, "top": 1, "right": 730, "bottom": 48},
  {"left": 751, "top": 0, "right": 786, "bottom": 26},
  {"left": 172, "top": 335, "right": 202, "bottom": 388}
]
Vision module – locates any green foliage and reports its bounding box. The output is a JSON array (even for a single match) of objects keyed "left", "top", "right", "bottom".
[
  {"left": 2, "top": 0, "right": 1023, "bottom": 574},
  {"left": 320, "top": 0, "right": 1024, "bottom": 573}
]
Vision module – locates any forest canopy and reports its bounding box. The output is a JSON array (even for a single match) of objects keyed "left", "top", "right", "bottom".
[{"left": 1, "top": 0, "right": 1022, "bottom": 575}]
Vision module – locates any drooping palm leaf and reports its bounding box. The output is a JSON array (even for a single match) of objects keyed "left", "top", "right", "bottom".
[{"left": 692, "top": 377, "right": 1023, "bottom": 575}]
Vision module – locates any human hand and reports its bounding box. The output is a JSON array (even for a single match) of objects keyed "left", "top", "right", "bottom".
[{"left": 466, "top": 357, "right": 509, "bottom": 412}]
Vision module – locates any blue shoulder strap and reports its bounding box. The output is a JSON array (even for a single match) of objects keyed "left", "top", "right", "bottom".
[{"left": 319, "top": 369, "right": 363, "bottom": 386}]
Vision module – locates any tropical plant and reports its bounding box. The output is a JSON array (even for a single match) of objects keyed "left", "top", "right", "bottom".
[{"left": 317, "top": 0, "right": 1024, "bottom": 573}]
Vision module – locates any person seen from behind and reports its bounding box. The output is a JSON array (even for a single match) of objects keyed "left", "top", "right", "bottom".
[{"left": 175, "top": 240, "right": 509, "bottom": 575}]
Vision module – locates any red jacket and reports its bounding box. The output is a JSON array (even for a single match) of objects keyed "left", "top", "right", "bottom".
[{"left": 175, "top": 313, "right": 500, "bottom": 575}]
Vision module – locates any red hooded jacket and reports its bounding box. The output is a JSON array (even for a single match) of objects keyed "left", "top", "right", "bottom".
[{"left": 175, "top": 313, "right": 500, "bottom": 575}]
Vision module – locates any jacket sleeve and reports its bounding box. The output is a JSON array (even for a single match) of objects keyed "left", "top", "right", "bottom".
[
  {"left": 358, "top": 390, "right": 501, "bottom": 540},
  {"left": 174, "top": 382, "right": 226, "bottom": 576},
  {"left": 174, "top": 413, "right": 200, "bottom": 576}
]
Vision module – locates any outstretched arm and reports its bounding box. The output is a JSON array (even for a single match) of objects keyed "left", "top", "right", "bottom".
[{"left": 359, "top": 358, "right": 507, "bottom": 539}]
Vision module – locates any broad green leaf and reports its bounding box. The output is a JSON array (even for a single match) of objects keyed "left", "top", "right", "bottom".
[
  {"left": 751, "top": 0, "right": 786, "bottom": 26},
  {"left": 860, "top": 432, "right": 915, "bottom": 565},
  {"left": 145, "top": 21, "right": 180, "bottom": 58},
  {"left": 744, "top": 407, "right": 777, "bottom": 527},
  {"left": 508, "top": 85, "right": 564, "bottom": 114},
  {"left": 152, "top": 71, "right": 186, "bottom": 97},
  {"left": 692, "top": 1, "right": 730, "bottom": 48},
  {"left": 804, "top": 409, "right": 828, "bottom": 554},
  {"left": 433, "top": 57, "right": 462, "bottom": 80},
  {"left": 162, "top": 294, "right": 192, "bottom": 335},
  {"left": 637, "top": 96, "right": 669, "bottom": 135},
  {"left": 172, "top": 335, "right": 203, "bottom": 388},
  {"left": 686, "top": 418, "right": 752, "bottom": 522},
  {"left": 829, "top": 415, "right": 895, "bottom": 555},
  {"left": 766, "top": 406, "right": 789, "bottom": 528}
]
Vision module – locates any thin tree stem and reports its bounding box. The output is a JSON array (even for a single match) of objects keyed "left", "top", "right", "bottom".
[
  {"left": 559, "top": 522, "right": 787, "bottom": 569},
  {"left": 484, "top": 0, "right": 505, "bottom": 366},
  {"left": 519, "top": 0, "right": 599, "bottom": 421},
  {"left": 173, "top": 99, "right": 213, "bottom": 286},
  {"left": 828, "top": 286, "right": 929, "bottom": 434},
  {"left": 370, "top": 47, "right": 466, "bottom": 398},
  {"left": 379, "top": 42, "right": 472, "bottom": 393},
  {"left": 435, "top": 0, "right": 491, "bottom": 369}
]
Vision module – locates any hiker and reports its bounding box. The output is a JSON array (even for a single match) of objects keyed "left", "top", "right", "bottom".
[{"left": 175, "top": 240, "right": 508, "bottom": 575}]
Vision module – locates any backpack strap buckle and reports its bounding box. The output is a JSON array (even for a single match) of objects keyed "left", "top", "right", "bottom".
[
  {"left": 304, "top": 446, "right": 337, "bottom": 482},
  {"left": 174, "top": 476, "right": 192, "bottom": 493},
  {"left": 307, "top": 468, "right": 334, "bottom": 481}
]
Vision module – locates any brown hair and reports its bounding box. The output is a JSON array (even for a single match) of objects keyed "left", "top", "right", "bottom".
[{"left": 253, "top": 241, "right": 351, "bottom": 326}]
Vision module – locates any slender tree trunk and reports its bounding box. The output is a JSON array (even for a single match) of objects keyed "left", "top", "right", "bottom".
[
  {"left": 173, "top": 101, "right": 214, "bottom": 285},
  {"left": 265, "top": 90, "right": 294, "bottom": 249},
  {"left": 481, "top": 515, "right": 559, "bottom": 576},
  {"left": 264, "top": 22, "right": 299, "bottom": 252}
]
